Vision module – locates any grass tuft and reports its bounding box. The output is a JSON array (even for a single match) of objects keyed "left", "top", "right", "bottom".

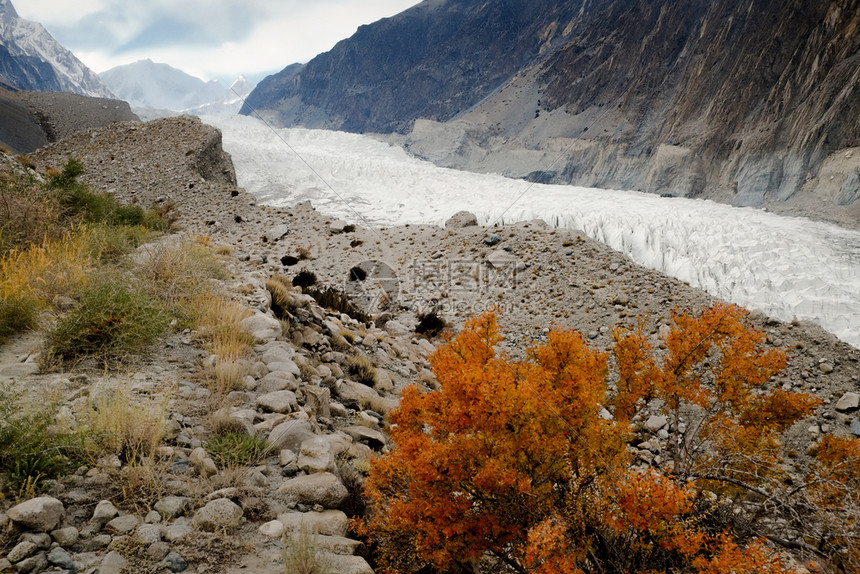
[
  {"left": 348, "top": 354, "right": 378, "bottom": 387},
  {"left": 205, "top": 431, "right": 268, "bottom": 468}
]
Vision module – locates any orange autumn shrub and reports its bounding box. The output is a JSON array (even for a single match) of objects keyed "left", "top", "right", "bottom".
[{"left": 358, "top": 304, "right": 847, "bottom": 574}]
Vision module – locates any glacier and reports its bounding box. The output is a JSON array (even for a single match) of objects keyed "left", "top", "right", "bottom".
[{"left": 205, "top": 115, "right": 860, "bottom": 349}]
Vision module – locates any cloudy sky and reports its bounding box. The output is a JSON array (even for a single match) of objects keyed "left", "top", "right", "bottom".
[{"left": 15, "top": 1, "right": 421, "bottom": 83}]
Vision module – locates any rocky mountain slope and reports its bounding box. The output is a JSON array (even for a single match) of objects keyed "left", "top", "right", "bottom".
[
  {"left": 0, "top": 0, "right": 114, "bottom": 98},
  {"left": 244, "top": 0, "right": 860, "bottom": 225},
  {"left": 0, "top": 88, "right": 137, "bottom": 154},
  {"left": 0, "top": 113, "right": 855, "bottom": 572}
]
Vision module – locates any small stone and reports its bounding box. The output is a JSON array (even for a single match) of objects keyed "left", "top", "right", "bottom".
[
  {"left": 12, "top": 552, "right": 47, "bottom": 574},
  {"left": 192, "top": 498, "right": 243, "bottom": 532},
  {"left": 136, "top": 523, "right": 163, "bottom": 545},
  {"left": 154, "top": 496, "right": 190, "bottom": 518},
  {"left": 7, "top": 540, "right": 38, "bottom": 563},
  {"left": 92, "top": 499, "right": 119, "bottom": 525},
  {"left": 8, "top": 497, "right": 65, "bottom": 532},
  {"left": 51, "top": 526, "right": 80, "bottom": 548},
  {"left": 82, "top": 533, "right": 112, "bottom": 551},
  {"left": 644, "top": 415, "right": 668, "bottom": 432},
  {"left": 47, "top": 547, "right": 76, "bottom": 570},
  {"left": 483, "top": 234, "right": 503, "bottom": 246},
  {"left": 20, "top": 532, "right": 51, "bottom": 550},
  {"left": 259, "top": 519, "right": 285, "bottom": 538},
  {"left": 147, "top": 541, "right": 171, "bottom": 561},
  {"left": 819, "top": 362, "right": 834, "bottom": 374},
  {"left": 162, "top": 518, "right": 194, "bottom": 542},
  {"left": 280, "top": 449, "right": 298, "bottom": 467},
  {"left": 105, "top": 514, "right": 140, "bottom": 535},
  {"left": 851, "top": 419, "right": 860, "bottom": 437},
  {"left": 99, "top": 550, "right": 128, "bottom": 574},
  {"left": 145, "top": 510, "right": 162, "bottom": 524},
  {"left": 163, "top": 551, "right": 188, "bottom": 573}
]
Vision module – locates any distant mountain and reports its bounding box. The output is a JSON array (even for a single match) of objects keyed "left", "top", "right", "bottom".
[
  {"left": 101, "top": 60, "right": 255, "bottom": 117},
  {"left": 0, "top": 0, "right": 114, "bottom": 97},
  {"left": 100, "top": 60, "right": 223, "bottom": 111},
  {"left": 243, "top": 0, "right": 860, "bottom": 217}
]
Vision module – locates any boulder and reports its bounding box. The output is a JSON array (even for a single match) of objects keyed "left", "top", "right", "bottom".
[
  {"left": 105, "top": 514, "right": 140, "bottom": 535},
  {"left": 304, "top": 386, "right": 332, "bottom": 419},
  {"left": 298, "top": 436, "right": 337, "bottom": 474},
  {"left": 241, "top": 311, "right": 282, "bottom": 342},
  {"left": 265, "top": 223, "right": 290, "bottom": 243},
  {"left": 278, "top": 472, "right": 349, "bottom": 508},
  {"left": 835, "top": 392, "right": 860, "bottom": 413},
  {"left": 343, "top": 425, "right": 388, "bottom": 450},
  {"left": 154, "top": 496, "right": 190, "bottom": 518},
  {"left": 268, "top": 419, "right": 315, "bottom": 453},
  {"left": 278, "top": 510, "right": 349, "bottom": 537},
  {"left": 257, "top": 390, "right": 298, "bottom": 414},
  {"left": 319, "top": 554, "right": 374, "bottom": 574},
  {"left": 445, "top": 210, "right": 478, "bottom": 228},
  {"left": 191, "top": 498, "right": 244, "bottom": 532},
  {"left": 8, "top": 497, "right": 65, "bottom": 532}
]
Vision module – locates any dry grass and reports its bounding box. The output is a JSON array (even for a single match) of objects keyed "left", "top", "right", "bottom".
[
  {"left": 347, "top": 354, "right": 378, "bottom": 386},
  {"left": 195, "top": 296, "right": 255, "bottom": 360},
  {"left": 267, "top": 275, "right": 295, "bottom": 319},
  {"left": 0, "top": 232, "right": 92, "bottom": 306},
  {"left": 213, "top": 360, "right": 249, "bottom": 394},
  {"left": 84, "top": 382, "right": 167, "bottom": 464},
  {"left": 135, "top": 237, "right": 229, "bottom": 319}
]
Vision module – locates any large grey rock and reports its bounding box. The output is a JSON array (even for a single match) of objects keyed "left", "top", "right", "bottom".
[
  {"left": 257, "top": 371, "right": 298, "bottom": 393},
  {"left": 265, "top": 223, "right": 290, "bottom": 242},
  {"left": 445, "top": 210, "right": 478, "bottom": 228},
  {"left": 192, "top": 498, "right": 243, "bottom": 532},
  {"left": 92, "top": 499, "right": 119, "bottom": 525},
  {"left": 304, "top": 386, "right": 331, "bottom": 419},
  {"left": 8, "top": 496, "right": 65, "bottom": 531},
  {"left": 298, "top": 436, "right": 337, "bottom": 474},
  {"left": 46, "top": 547, "right": 75, "bottom": 570},
  {"left": 278, "top": 510, "right": 349, "bottom": 537},
  {"left": 645, "top": 415, "right": 669, "bottom": 432},
  {"left": 99, "top": 550, "right": 128, "bottom": 574},
  {"left": 51, "top": 526, "right": 79, "bottom": 548},
  {"left": 343, "top": 425, "right": 388, "bottom": 450},
  {"left": 278, "top": 472, "right": 349, "bottom": 508},
  {"left": 384, "top": 320, "right": 409, "bottom": 337},
  {"left": 835, "top": 392, "right": 860, "bottom": 412},
  {"left": 7, "top": 540, "right": 37, "bottom": 562},
  {"left": 257, "top": 390, "right": 298, "bottom": 414},
  {"left": 136, "top": 523, "right": 163, "bottom": 545},
  {"left": 267, "top": 419, "right": 315, "bottom": 453},
  {"left": 241, "top": 311, "right": 282, "bottom": 342},
  {"left": 154, "top": 496, "right": 190, "bottom": 518},
  {"left": 261, "top": 346, "right": 296, "bottom": 365}
]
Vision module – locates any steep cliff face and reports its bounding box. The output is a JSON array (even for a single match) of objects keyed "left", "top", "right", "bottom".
[
  {"left": 244, "top": 0, "right": 860, "bottom": 220},
  {"left": 241, "top": 0, "right": 591, "bottom": 133}
]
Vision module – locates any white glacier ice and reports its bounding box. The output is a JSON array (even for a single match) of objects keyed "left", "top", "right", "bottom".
[{"left": 205, "top": 115, "right": 860, "bottom": 349}]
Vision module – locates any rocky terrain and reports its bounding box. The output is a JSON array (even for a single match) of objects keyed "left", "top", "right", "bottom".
[
  {"left": 244, "top": 0, "right": 860, "bottom": 228},
  {"left": 0, "top": 88, "right": 137, "bottom": 154},
  {"left": 0, "top": 115, "right": 857, "bottom": 573}
]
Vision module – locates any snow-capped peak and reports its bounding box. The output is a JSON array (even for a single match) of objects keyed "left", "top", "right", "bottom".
[{"left": 0, "top": 0, "right": 114, "bottom": 98}]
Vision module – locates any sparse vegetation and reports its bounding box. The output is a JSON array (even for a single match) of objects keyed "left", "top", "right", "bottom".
[
  {"left": 347, "top": 354, "right": 378, "bottom": 386},
  {"left": 303, "top": 286, "right": 370, "bottom": 323},
  {"left": 42, "top": 276, "right": 170, "bottom": 368},
  {"left": 205, "top": 431, "right": 268, "bottom": 468},
  {"left": 282, "top": 526, "right": 333, "bottom": 574},
  {"left": 0, "top": 383, "right": 84, "bottom": 493},
  {"left": 292, "top": 270, "right": 318, "bottom": 288},
  {"left": 348, "top": 266, "right": 367, "bottom": 281},
  {"left": 84, "top": 383, "right": 167, "bottom": 464},
  {"left": 415, "top": 310, "right": 447, "bottom": 337}
]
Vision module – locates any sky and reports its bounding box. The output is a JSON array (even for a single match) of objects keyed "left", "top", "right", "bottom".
[{"left": 15, "top": 0, "right": 421, "bottom": 84}]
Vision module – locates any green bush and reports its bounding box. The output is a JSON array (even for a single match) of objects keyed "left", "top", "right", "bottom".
[
  {"left": 205, "top": 431, "right": 268, "bottom": 468},
  {"left": 42, "top": 278, "right": 169, "bottom": 367},
  {"left": 0, "top": 295, "right": 38, "bottom": 342},
  {"left": 0, "top": 384, "right": 84, "bottom": 492}
]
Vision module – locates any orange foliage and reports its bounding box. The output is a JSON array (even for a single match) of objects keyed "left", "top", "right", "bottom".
[{"left": 359, "top": 305, "right": 841, "bottom": 574}]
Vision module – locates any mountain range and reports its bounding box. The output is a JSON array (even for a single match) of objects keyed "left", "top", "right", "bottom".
[
  {"left": 243, "top": 0, "right": 860, "bottom": 214},
  {"left": 0, "top": 0, "right": 113, "bottom": 97}
]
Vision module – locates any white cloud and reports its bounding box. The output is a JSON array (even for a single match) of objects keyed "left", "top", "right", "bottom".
[{"left": 15, "top": 0, "right": 420, "bottom": 81}]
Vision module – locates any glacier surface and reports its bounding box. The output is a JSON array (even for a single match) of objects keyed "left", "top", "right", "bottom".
[{"left": 206, "top": 115, "right": 860, "bottom": 349}]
